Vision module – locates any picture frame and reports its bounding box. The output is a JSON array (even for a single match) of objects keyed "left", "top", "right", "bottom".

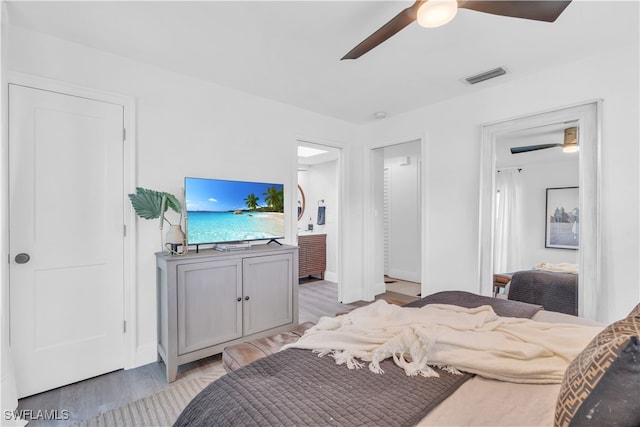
[{"left": 545, "top": 187, "right": 579, "bottom": 249}]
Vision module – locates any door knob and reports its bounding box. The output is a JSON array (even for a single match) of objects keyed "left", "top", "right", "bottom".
[
  {"left": 15, "top": 253, "right": 31, "bottom": 264},
  {"left": 236, "top": 297, "right": 242, "bottom": 302},
  {"left": 245, "top": 296, "right": 250, "bottom": 301}
]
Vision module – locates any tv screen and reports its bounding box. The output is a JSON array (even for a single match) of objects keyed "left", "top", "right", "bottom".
[{"left": 184, "top": 177, "right": 285, "bottom": 245}]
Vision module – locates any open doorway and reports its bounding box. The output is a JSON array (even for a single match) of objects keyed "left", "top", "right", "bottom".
[
  {"left": 296, "top": 141, "right": 342, "bottom": 304},
  {"left": 368, "top": 140, "right": 422, "bottom": 299}
]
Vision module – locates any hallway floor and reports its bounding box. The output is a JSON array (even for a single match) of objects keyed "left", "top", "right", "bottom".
[{"left": 385, "top": 276, "right": 421, "bottom": 297}]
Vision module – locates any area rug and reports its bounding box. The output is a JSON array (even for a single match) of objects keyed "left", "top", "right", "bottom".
[{"left": 73, "top": 367, "right": 226, "bottom": 427}]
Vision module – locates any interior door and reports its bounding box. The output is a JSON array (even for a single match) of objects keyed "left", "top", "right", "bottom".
[{"left": 9, "top": 84, "right": 125, "bottom": 398}]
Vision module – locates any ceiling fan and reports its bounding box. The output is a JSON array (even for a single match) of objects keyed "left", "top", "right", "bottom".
[
  {"left": 510, "top": 127, "right": 578, "bottom": 154},
  {"left": 341, "top": 0, "right": 572, "bottom": 60}
]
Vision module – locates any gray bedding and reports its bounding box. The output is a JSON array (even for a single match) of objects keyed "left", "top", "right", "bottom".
[
  {"left": 507, "top": 270, "right": 578, "bottom": 315},
  {"left": 175, "top": 291, "right": 542, "bottom": 427},
  {"left": 404, "top": 290, "right": 543, "bottom": 317}
]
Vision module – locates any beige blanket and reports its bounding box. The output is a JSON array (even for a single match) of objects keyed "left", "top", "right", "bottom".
[
  {"left": 282, "top": 300, "right": 601, "bottom": 384},
  {"left": 534, "top": 261, "right": 579, "bottom": 274}
]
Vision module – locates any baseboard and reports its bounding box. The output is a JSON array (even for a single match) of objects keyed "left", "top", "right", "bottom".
[{"left": 323, "top": 271, "right": 337, "bottom": 282}]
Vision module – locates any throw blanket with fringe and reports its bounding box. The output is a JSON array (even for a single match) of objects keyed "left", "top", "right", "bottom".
[{"left": 282, "top": 300, "right": 601, "bottom": 384}]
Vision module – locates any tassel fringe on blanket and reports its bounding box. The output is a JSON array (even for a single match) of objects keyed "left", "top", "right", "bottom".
[{"left": 281, "top": 300, "right": 601, "bottom": 384}]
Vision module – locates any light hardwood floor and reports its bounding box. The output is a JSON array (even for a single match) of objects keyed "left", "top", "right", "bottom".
[
  {"left": 16, "top": 280, "right": 418, "bottom": 426},
  {"left": 385, "top": 276, "right": 422, "bottom": 297}
]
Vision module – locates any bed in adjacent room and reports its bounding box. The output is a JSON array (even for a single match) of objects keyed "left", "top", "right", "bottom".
[
  {"left": 175, "top": 291, "right": 639, "bottom": 427},
  {"left": 505, "top": 263, "right": 579, "bottom": 316}
]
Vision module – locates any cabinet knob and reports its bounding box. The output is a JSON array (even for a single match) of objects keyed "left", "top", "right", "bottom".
[
  {"left": 245, "top": 296, "right": 250, "bottom": 301},
  {"left": 236, "top": 297, "right": 242, "bottom": 302}
]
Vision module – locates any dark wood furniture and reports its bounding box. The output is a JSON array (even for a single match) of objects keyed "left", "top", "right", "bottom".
[
  {"left": 298, "top": 233, "right": 326, "bottom": 279},
  {"left": 493, "top": 273, "right": 513, "bottom": 297}
]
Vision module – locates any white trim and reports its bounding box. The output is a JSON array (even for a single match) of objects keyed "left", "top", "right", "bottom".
[
  {"left": 134, "top": 343, "right": 158, "bottom": 368},
  {"left": 363, "top": 134, "right": 427, "bottom": 301},
  {"left": 323, "top": 271, "right": 338, "bottom": 283},
  {"left": 478, "top": 100, "right": 601, "bottom": 320},
  {"left": 7, "top": 72, "right": 140, "bottom": 368}
]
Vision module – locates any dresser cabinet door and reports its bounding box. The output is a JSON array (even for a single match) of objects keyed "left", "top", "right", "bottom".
[
  {"left": 298, "top": 234, "right": 326, "bottom": 278},
  {"left": 242, "top": 253, "right": 293, "bottom": 335},
  {"left": 177, "top": 259, "right": 242, "bottom": 355}
]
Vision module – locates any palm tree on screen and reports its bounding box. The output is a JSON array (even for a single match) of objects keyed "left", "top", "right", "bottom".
[
  {"left": 263, "top": 186, "right": 284, "bottom": 212},
  {"left": 245, "top": 193, "right": 259, "bottom": 210}
]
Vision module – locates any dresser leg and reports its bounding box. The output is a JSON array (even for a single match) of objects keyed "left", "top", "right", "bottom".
[{"left": 167, "top": 363, "right": 178, "bottom": 383}]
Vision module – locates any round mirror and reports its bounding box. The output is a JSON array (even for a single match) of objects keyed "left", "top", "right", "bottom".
[{"left": 297, "top": 185, "right": 306, "bottom": 221}]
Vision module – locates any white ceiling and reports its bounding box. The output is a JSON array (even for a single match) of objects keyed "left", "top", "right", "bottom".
[{"left": 5, "top": 1, "right": 639, "bottom": 123}]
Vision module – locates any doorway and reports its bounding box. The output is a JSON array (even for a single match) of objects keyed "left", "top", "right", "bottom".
[
  {"left": 479, "top": 101, "right": 601, "bottom": 318},
  {"left": 365, "top": 139, "right": 423, "bottom": 300},
  {"left": 296, "top": 141, "right": 342, "bottom": 296}
]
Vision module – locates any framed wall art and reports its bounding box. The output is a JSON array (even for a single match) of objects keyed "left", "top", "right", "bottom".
[{"left": 545, "top": 186, "right": 579, "bottom": 249}]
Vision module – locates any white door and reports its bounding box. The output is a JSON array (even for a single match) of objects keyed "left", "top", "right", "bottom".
[{"left": 9, "top": 84, "right": 125, "bottom": 398}]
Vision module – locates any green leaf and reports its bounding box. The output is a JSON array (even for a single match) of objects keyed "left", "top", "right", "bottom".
[
  {"left": 128, "top": 187, "right": 182, "bottom": 220},
  {"left": 128, "top": 187, "right": 163, "bottom": 219},
  {"left": 163, "top": 192, "right": 182, "bottom": 214}
]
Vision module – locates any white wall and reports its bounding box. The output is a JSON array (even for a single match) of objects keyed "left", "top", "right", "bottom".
[
  {"left": 4, "top": 25, "right": 361, "bottom": 367},
  {"left": 518, "top": 160, "right": 579, "bottom": 269},
  {"left": 362, "top": 42, "right": 640, "bottom": 323}
]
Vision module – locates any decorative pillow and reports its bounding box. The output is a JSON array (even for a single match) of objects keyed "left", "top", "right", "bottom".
[{"left": 554, "top": 306, "right": 640, "bottom": 427}]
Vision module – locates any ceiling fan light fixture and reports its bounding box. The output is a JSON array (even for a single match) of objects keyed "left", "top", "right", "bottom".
[{"left": 416, "top": 0, "right": 458, "bottom": 28}]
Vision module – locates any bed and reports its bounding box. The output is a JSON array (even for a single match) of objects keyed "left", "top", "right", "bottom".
[
  {"left": 507, "top": 270, "right": 578, "bottom": 315},
  {"left": 175, "top": 291, "right": 640, "bottom": 427}
]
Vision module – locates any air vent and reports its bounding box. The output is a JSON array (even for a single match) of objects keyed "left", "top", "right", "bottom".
[{"left": 465, "top": 67, "right": 507, "bottom": 85}]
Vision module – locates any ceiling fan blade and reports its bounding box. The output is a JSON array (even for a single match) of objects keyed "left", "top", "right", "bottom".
[
  {"left": 510, "top": 143, "right": 563, "bottom": 154},
  {"left": 458, "top": 0, "right": 572, "bottom": 22},
  {"left": 341, "top": 1, "right": 422, "bottom": 60}
]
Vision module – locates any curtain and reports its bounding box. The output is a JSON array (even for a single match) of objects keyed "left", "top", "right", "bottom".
[{"left": 494, "top": 168, "right": 523, "bottom": 273}]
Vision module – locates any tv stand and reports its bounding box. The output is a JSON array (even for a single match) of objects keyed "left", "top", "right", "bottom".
[
  {"left": 156, "top": 244, "right": 299, "bottom": 382},
  {"left": 267, "top": 238, "right": 282, "bottom": 246}
]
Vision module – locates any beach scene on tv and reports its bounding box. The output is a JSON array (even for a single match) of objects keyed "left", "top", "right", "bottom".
[{"left": 185, "top": 177, "right": 285, "bottom": 245}]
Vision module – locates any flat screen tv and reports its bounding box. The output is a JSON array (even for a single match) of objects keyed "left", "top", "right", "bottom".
[{"left": 184, "top": 177, "right": 285, "bottom": 246}]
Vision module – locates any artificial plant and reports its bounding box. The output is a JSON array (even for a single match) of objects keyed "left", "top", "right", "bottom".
[{"left": 128, "top": 187, "right": 182, "bottom": 226}]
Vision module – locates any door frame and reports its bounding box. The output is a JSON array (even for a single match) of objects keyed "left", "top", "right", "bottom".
[
  {"left": 6, "top": 72, "right": 139, "bottom": 369},
  {"left": 363, "top": 134, "right": 427, "bottom": 301},
  {"left": 478, "top": 100, "right": 601, "bottom": 319}
]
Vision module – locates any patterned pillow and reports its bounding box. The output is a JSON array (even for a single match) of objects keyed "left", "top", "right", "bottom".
[{"left": 554, "top": 306, "right": 640, "bottom": 427}]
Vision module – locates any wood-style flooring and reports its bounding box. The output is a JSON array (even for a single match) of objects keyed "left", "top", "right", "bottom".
[
  {"left": 384, "top": 276, "right": 422, "bottom": 297},
  {"left": 16, "top": 280, "right": 418, "bottom": 426}
]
